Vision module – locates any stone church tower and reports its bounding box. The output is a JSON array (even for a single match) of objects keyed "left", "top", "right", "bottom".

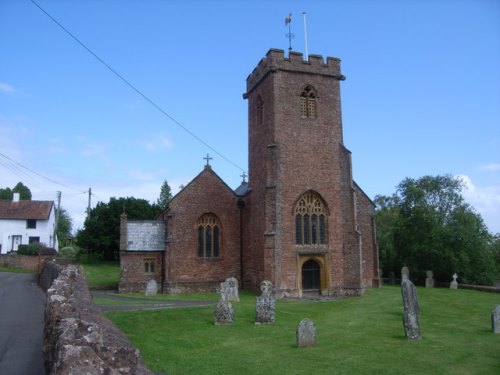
[
  {"left": 242, "top": 49, "right": 378, "bottom": 297},
  {"left": 119, "top": 49, "right": 379, "bottom": 297}
]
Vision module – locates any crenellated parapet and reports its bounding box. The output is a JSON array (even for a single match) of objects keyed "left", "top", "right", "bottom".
[{"left": 244, "top": 49, "right": 345, "bottom": 97}]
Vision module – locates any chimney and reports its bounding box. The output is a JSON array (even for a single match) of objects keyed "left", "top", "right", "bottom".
[{"left": 13, "top": 193, "right": 20, "bottom": 202}]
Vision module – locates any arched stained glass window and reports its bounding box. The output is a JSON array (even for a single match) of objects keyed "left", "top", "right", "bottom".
[
  {"left": 295, "top": 192, "right": 327, "bottom": 245},
  {"left": 300, "top": 85, "right": 317, "bottom": 119},
  {"left": 196, "top": 213, "right": 221, "bottom": 258}
]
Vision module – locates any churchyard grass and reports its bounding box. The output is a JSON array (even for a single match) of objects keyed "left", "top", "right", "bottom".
[
  {"left": 106, "top": 286, "right": 500, "bottom": 375},
  {"left": 81, "top": 261, "right": 120, "bottom": 289}
]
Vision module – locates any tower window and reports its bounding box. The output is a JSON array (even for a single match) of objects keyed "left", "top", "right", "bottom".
[
  {"left": 295, "top": 192, "right": 327, "bottom": 245},
  {"left": 196, "top": 213, "right": 221, "bottom": 258},
  {"left": 300, "top": 85, "right": 317, "bottom": 119}
]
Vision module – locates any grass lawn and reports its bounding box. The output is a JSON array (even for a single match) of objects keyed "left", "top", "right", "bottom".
[
  {"left": 106, "top": 286, "right": 500, "bottom": 375},
  {"left": 81, "top": 261, "right": 120, "bottom": 289}
]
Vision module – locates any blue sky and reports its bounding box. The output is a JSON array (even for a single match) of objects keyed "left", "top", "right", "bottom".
[{"left": 1, "top": 0, "right": 499, "bottom": 233}]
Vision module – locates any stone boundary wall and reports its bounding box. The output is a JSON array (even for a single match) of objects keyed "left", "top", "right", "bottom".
[{"left": 40, "top": 260, "right": 154, "bottom": 375}]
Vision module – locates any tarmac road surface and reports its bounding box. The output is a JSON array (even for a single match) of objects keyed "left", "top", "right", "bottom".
[{"left": 0, "top": 272, "right": 45, "bottom": 375}]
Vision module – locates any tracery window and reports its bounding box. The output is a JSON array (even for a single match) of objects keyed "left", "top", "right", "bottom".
[
  {"left": 300, "top": 85, "right": 317, "bottom": 119},
  {"left": 295, "top": 192, "right": 327, "bottom": 245},
  {"left": 196, "top": 213, "right": 220, "bottom": 258}
]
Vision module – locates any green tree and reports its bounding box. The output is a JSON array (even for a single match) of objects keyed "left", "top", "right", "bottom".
[
  {"left": 377, "top": 175, "right": 496, "bottom": 285},
  {"left": 156, "top": 180, "right": 173, "bottom": 211},
  {"left": 0, "top": 182, "right": 32, "bottom": 200},
  {"left": 56, "top": 207, "right": 73, "bottom": 247},
  {"left": 76, "top": 197, "right": 162, "bottom": 261},
  {"left": 12, "top": 182, "right": 32, "bottom": 200}
]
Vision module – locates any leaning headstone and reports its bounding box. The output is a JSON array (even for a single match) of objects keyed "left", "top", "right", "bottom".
[
  {"left": 296, "top": 319, "right": 316, "bottom": 347},
  {"left": 145, "top": 279, "right": 158, "bottom": 296},
  {"left": 214, "top": 289, "right": 234, "bottom": 325},
  {"left": 401, "top": 266, "right": 422, "bottom": 340},
  {"left": 220, "top": 277, "right": 239, "bottom": 302},
  {"left": 450, "top": 273, "right": 459, "bottom": 289},
  {"left": 492, "top": 305, "right": 500, "bottom": 333},
  {"left": 425, "top": 270, "right": 434, "bottom": 288},
  {"left": 255, "top": 280, "right": 275, "bottom": 324}
]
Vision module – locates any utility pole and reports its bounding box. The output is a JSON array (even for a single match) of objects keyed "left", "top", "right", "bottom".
[
  {"left": 87, "top": 187, "right": 92, "bottom": 216},
  {"left": 53, "top": 191, "right": 61, "bottom": 248}
]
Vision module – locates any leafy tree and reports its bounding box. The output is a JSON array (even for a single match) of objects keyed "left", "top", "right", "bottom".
[
  {"left": 12, "top": 182, "right": 32, "bottom": 200},
  {"left": 376, "top": 175, "right": 496, "bottom": 285},
  {"left": 0, "top": 182, "right": 32, "bottom": 200},
  {"left": 76, "top": 197, "right": 162, "bottom": 261},
  {"left": 0, "top": 187, "right": 13, "bottom": 199},
  {"left": 156, "top": 179, "right": 173, "bottom": 211},
  {"left": 56, "top": 207, "right": 73, "bottom": 248}
]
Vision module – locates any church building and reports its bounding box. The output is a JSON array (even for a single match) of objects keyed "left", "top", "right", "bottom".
[{"left": 119, "top": 49, "right": 380, "bottom": 297}]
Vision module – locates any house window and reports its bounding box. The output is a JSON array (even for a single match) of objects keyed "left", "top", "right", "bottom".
[
  {"left": 295, "top": 192, "right": 327, "bottom": 245},
  {"left": 300, "top": 85, "right": 317, "bottom": 119},
  {"left": 144, "top": 258, "right": 156, "bottom": 274},
  {"left": 27, "top": 219, "right": 37, "bottom": 229},
  {"left": 29, "top": 237, "right": 40, "bottom": 244},
  {"left": 197, "top": 213, "right": 220, "bottom": 258}
]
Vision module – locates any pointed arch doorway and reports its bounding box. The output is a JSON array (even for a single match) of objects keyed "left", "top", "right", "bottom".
[{"left": 302, "top": 259, "right": 321, "bottom": 290}]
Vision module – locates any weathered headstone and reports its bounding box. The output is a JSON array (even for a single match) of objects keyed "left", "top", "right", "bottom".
[
  {"left": 220, "top": 277, "right": 239, "bottom": 302},
  {"left": 492, "top": 305, "right": 500, "bottom": 333},
  {"left": 401, "top": 266, "right": 422, "bottom": 340},
  {"left": 145, "top": 279, "right": 158, "bottom": 296},
  {"left": 255, "top": 280, "right": 275, "bottom": 324},
  {"left": 296, "top": 319, "right": 316, "bottom": 347},
  {"left": 214, "top": 289, "right": 234, "bottom": 325},
  {"left": 425, "top": 270, "right": 434, "bottom": 288},
  {"left": 450, "top": 273, "right": 459, "bottom": 289}
]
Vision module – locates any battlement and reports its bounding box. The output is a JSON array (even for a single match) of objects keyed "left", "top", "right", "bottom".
[{"left": 245, "top": 49, "right": 345, "bottom": 97}]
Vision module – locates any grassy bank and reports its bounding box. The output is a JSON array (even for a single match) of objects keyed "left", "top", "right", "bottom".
[{"left": 106, "top": 286, "right": 500, "bottom": 375}]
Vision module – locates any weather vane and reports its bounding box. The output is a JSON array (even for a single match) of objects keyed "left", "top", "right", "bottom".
[{"left": 285, "top": 12, "right": 294, "bottom": 51}]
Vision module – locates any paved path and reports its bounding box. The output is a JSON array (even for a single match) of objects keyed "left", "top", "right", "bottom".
[
  {"left": 0, "top": 272, "right": 45, "bottom": 375},
  {"left": 92, "top": 290, "right": 215, "bottom": 312}
]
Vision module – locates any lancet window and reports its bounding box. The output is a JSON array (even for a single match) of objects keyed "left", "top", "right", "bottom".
[
  {"left": 300, "top": 85, "right": 317, "bottom": 119},
  {"left": 196, "top": 213, "right": 220, "bottom": 258},
  {"left": 295, "top": 192, "right": 327, "bottom": 245}
]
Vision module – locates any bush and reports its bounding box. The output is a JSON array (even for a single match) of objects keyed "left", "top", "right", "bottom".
[
  {"left": 17, "top": 243, "right": 45, "bottom": 256},
  {"left": 60, "top": 246, "right": 78, "bottom": 258}
]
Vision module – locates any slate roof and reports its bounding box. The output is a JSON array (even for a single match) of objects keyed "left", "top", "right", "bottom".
[
  {"left": 0, "top": 199, "right": 54, "bottom": 220},
  {"left": 234, "top": 181, "right": 249, "bottom": 197}
]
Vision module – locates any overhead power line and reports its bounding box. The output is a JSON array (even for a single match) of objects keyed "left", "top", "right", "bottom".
[{"left": 29, "top": 0, "right": 246, "bottom": 173}]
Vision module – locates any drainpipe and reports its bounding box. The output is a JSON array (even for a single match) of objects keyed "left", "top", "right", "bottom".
[{"left": 237, "top": 198, "right": 246, "bottom": 289}]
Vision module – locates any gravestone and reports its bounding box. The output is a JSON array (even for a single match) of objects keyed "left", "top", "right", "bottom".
[
  {"left": 255, "top": 280, "right": 275, "bottom": 324},
  {"left": 425, "top": 270, "right": 434, "bottom": 288},
  {"left": 214, "top": 289, "right": 234, "bottom": 325},
  {"left": 296, "top": 319, "right": 316, "bottom": 347},
  {"left": 401, "top": 266, "right": 422, "bottom": 340},
  {"left": 492, "top": 305, "right": 500, "bottom": 333},
  {"left": 145, "top": 279, "right": 158, "bottom": 296},
  {"left": 450, "top": 273, "right": 459, "bottom": 289},
  {"left": 220, "top": 277, "right": 239, "bottom": 302}
]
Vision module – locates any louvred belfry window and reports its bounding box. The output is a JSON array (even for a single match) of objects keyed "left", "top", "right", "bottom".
[
  {"left": 300, "top": 85, "right": 317, "bottom": 119},
  {"left": 295, "top": 192, "right": 327, "bottom": 245},
  {"left": 196, "top": 213, "right": 220, "bottom": 258}
]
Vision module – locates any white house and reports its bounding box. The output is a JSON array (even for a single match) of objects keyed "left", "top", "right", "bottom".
[{"left": 0, "top": 193, "right": 58, "bottom": 254}]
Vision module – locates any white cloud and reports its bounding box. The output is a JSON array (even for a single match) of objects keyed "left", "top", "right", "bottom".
[
  {"left": 0, "top": 82, "right": 15, "bottom": 94},
  {"left": 479, "top": 163, "right": 500, "bottom": 172},
  {"left": 459, "top": 175, "right": 500, "bottom": 233},
  {"left": 141, "top": 133, "right": 173, "bottom": 152}
]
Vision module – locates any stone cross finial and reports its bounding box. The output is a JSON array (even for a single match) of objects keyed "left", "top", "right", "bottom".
[
  {"left": 203, "top": 153, "right": 213, "bottom": 167},
  {"left": 240, "top": 172, "right": 247, "bottom": 182}
]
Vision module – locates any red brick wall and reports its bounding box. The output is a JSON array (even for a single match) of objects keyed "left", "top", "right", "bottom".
[
  {"left": 119, "top": 251, "right": 163, "bottom": 293},
  {"left": 163, "top": 167, "right": 241, "bottom": 293}
]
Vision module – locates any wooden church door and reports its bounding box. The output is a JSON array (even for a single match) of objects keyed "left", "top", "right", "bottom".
[{"left": 302, "top": 259, "right": 321, "bottom": 291}]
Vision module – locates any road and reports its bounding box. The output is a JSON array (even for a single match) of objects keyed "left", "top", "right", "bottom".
[{"left": 0, "top": 272, "right": 45, "bottom": 375}]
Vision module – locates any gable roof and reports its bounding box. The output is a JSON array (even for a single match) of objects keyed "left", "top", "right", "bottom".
[{"left": 0, "top": 199, "right": 54, "bottom": 220}]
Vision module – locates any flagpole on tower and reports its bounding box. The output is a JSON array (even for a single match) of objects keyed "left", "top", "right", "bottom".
[{"left": 303, "top": 12, "right": 309, "bottom": 59}]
